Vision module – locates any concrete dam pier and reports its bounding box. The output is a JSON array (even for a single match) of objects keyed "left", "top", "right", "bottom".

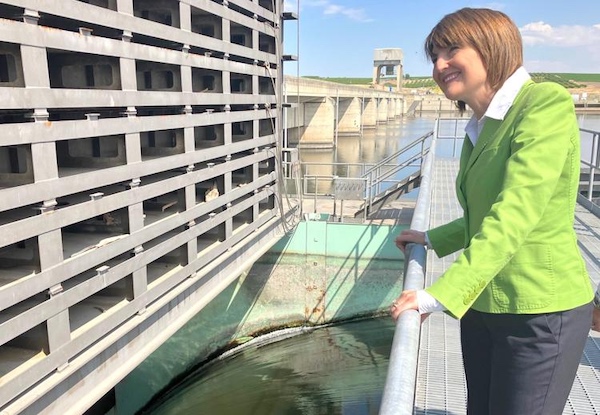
[{"left": 283, "top": 76, "right": 457, "bottom": 149}]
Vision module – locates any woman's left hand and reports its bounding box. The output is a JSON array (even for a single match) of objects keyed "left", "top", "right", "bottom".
[
  {"left": 390, "top": 290, "right": 419, "bottom": 320},
  {"left": 592, "top": 307, "right": 600, "bottom": 332},
  {"left": 395, "top": 230, "right": 426, "bottom": 253}
]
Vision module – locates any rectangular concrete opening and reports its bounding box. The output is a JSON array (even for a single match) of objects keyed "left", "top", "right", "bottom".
[
  {"left": 134, "top": 0, "right": 180, "bottom": 27},
  {"left": 0, "top": 42, "right": 24, "bottom": 87},
  {"left": 197, "top": 219, "right": 226, "bottom": 253},
  {"left": 48, "top": 51, "right": 121, "bottom": 89},
  {"left": 0, "top": 145, "right": 33, "bottom": 187},
  {"left": 259, "top": 118, "right": 275, "bottom": 136},
  {"left": 192, "top": 68, "right": 223, "bottom": 93},
  {"left": 145, "top": 239, "right": 188, "bottom": 286},
  {"left": 62, "top": 209, "right": 130, "bottom": 259},
  {"left": 259, "top": 76, "right": 275, "bottom": 95},
  {"left": 0, "top": 320, "right": 48, "bottom": 378},
  {"left": 196, "top": 175, "right": 223, "bottom": 204},
  {"left": 259, "top": 192, "right": 275, "bottom": 212},
  {"left": 0, "top": 237, "right": 40, "bottom": 286},
  {"left": 195, "top": 124, "right": 225, "bottom": 148},
  {"left": 191, "top": 7, "right": 222, "bottom": 39},
  {"left": 259, "top": 33, "right": 276, "bottom": 54},
  {"left": 143, "top": 189, "right": 183, "bottom": 226},
  {"left": 233, "top": 205, "right": 253, "bottom": 231},
  {"left": 140, "top": 129, "right": 184, "bottom": 159},
  {"left": 230, "top": 23, "right": 252, "bottom": 48},
  {"left": 56, "top": 135, "right": 127, "bottom": 175},
  {"left": 136, "top": 61, "right": 181, "bottom": 92},
  {"left": 232, "top": 121, "right": 253, "bottom": 142}
]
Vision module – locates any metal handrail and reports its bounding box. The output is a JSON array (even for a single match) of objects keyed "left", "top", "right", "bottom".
[
  {"left": 362, "top": 132, "right": 433, "bottom": 213},
  {"left": 363, "top": 132, "right": 433, "bottom": 176},
  {"left": 282, "top": 133, "right": 434, "bottom": 216},
  {"left": 378, "top": 120, "right": 439, "bottom": 415},
  {"left": 302, "top": 161, "right": 374, "bottom": 177}
]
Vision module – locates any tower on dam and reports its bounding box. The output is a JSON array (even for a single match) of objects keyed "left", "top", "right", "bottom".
[{"left": 372, "top": 48, "right": 403, "bottom": 90}]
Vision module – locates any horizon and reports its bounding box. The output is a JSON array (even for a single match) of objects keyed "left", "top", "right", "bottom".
[
  {"left": 282, "top": 0, "right": 600, "bottom": 78},
  {"left": 297, "top": 72, "right": 600, "bottom": 79}
]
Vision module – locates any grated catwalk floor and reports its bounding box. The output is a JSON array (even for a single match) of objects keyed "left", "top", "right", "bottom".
[{"left": 415, "top": 158, "right": 600, "bottom": 415}]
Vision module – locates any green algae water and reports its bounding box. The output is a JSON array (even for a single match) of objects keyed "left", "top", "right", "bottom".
[{"left": 143, "top": 317, "right": 395, "bottom": 414}]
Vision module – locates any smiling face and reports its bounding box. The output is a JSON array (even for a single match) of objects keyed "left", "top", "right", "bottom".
[
  {"left": 424, "top": 8, "right": 524, "bottom": 116},
  {"left": 431, "top": 45, "right": 494, "bottom": 117}
]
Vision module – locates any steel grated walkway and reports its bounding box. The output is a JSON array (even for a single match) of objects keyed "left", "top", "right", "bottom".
[{"left": 415, "top": 158, "right": 600, "bottom": 415}]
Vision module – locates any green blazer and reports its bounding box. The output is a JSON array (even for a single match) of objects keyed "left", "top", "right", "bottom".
[{"left": 426, "top": 80, "right": 594, "bottom": 319}]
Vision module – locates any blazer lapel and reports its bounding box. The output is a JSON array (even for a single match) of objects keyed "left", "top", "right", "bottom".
[
  {"left": 456, "top": 118, "right": 502, "bottom": 207},
  {"left": 462, "top": 118, "right": 502, "bottom": 177},
  {"left": 455, "top": 137, "right": 472, "bottom": 208}
]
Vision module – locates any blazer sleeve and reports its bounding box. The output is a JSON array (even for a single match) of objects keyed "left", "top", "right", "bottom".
[
  {"left": 427, "top": 217, "right": 465, "bottom": 257},
  {"left": 426, "top": 83, "right": 577, "bottom": 319}
]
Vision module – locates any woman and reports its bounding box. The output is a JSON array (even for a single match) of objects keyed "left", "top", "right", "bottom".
[{"left": 392, "top": 8, "right": 596, "bottom": 415}]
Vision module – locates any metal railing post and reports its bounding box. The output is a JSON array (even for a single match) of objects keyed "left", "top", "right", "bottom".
[
  {"left": 313, "top": 176, "right": 318, "bottom": 213},
  {"left": 588, "top": 132, "right": 598, "bottom": 201}
]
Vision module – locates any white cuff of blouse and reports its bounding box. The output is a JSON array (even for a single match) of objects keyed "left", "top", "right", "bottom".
[
  {"left": 416, "top": 290, "right": 446, "bottom": 314},
  {"left": 424, "top": 232, "right": 432, "bottom": 249}
]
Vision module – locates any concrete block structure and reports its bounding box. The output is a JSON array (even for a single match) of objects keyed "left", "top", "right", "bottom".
[{"left": 0, "top": 1, "right": 286, "bottom": 413}]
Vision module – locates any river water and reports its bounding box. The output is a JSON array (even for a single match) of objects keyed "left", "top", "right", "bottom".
[
  {"left": 300, "top": 113, "right": 600, "bottom": 168},
  {"left": 143, "top": 114, "right": 600, "bottom": 415}
]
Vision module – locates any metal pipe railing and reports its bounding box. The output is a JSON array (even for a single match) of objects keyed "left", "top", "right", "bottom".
[
  {"left": 361, "top": 132, "right": 433, "bottom": 211},
  {"left": 363, "top": 132, "right": 433, "bottom": 176},
  {"left": 379, "top": 121, "right": 438, "bottom": 415}
]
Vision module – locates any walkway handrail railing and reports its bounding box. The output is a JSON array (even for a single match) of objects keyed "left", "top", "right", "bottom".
[
  {"left": 281, "top": 133, "right": 433, "bottom": 215},
  {"left": 378, "top": 120, "right": 439, "bottom": 415},
  {"left": 362, "top": 132, "right": 432, "bottom": 177},
  {"left": 362, "top": 132, "right": 433, "bottom": 213}
]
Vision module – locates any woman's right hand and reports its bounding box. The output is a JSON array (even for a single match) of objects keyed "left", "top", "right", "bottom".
[
  {"left": 390, "top": 289, "right": 419, "bottom": 320},
  {"left": 395, "top": 229, "right": 426, "bottom": 253}
]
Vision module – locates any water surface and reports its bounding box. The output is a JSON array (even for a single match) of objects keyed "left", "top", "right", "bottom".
[{"left": 144, "top": 317, "right": 395, "bottom": 415}]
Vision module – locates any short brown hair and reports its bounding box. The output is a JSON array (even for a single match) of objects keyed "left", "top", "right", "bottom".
[{"left": 424, "top": 8, "right": 523, "bottom": 112}]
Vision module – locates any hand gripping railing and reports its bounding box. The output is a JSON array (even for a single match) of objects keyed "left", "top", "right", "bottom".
[{"left": 379, "top": 122, "right": 438, "bottom": 415}]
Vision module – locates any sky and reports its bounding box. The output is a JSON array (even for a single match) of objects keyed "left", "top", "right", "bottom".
[{"left": 281, "top": 0, "right": 600, "bottom": 78}]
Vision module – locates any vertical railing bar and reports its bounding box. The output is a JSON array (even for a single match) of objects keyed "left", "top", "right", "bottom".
[{"left": 588, "top": 132, "right": 599, "bottom": 201}]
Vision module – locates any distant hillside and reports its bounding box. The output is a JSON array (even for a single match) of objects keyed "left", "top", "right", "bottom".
[
  {"left": 303, "top": 73, "right": 600, "bottom": 89},
  {"left": 553, "top": 73, "right": 600, "bottom": 83},
  {"left": 529, "top": 73, "right": 585, "bottom": 88}
]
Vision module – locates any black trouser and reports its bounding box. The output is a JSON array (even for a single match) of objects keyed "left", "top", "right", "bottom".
[{"left": 460, "top": 303, "right": 593, "bottom": 415}]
